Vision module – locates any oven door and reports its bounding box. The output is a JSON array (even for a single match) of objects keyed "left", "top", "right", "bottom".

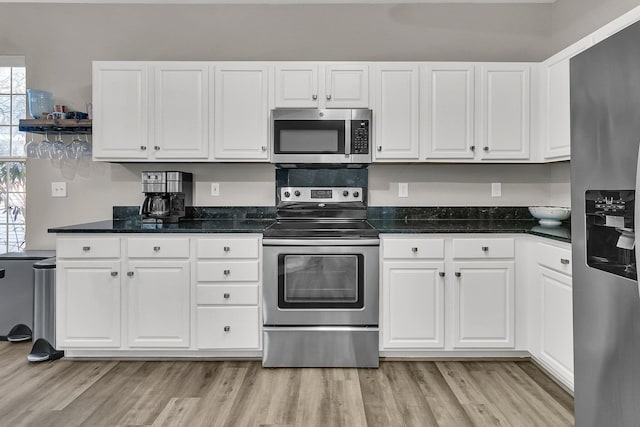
[{"left": 263, "top": 240, "right": 379, "bottom": 326}]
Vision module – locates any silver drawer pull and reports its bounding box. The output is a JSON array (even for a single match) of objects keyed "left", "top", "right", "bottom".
[
  {"left": 223, "top": 246, "right": 230, "bottom": 252},
  {"left": 154, "top": 145, "right": 160, "bottom": 151},
  {"left": 261, "top": 146, "right": 267, "bottom": 151},
  {"left": 560, "top": 258, "right": 570, "bottom": 265},
  {"left": 482, "top": 246, "right": 489, "bottom": 252},
  {"left": 140, "top": 145, "right": 147, "bottom": 151},
  {"left": 455, "top": 272, "right": 461, "bottom": 277},
  {"left": 326, "top": 94, "right": 332, "bottom": 100},
  {"left": 127, "top": 271, "right": 134, "bottom": 277},
  {"left": 82, "top": 246, "right": 91, "bottom": 251},
  {"left": 411, "top": 247, "right": 418, "bottom": 253},
  {"left": 439, "top": 272, "right": 445, "bottom": 277},
  {"left": 483, "top": 146, "right": 489, "bottom": 151},
  {"left": 470, "top": 145, "right": 475, "bottom": 151},
  {"left": 312, "top": 94, "right": 318, "bottom": 100},
  {"left": 153, "top": 246, "right": 161, "bottom": 252},
  {"left": 377, "top": 146, "right": 382, "bottom": 152},
  {"left": 223, "top": 270, "right": 230, "bottom": 275},
  {"left": 111, "top": 271, "right": 118, "bottom": 277},
  {"left": 224, "top": 326, "right": 230, "bottom": 332},
  {"left": 223, "top": 293, "right": 230, "bottom": 299}
]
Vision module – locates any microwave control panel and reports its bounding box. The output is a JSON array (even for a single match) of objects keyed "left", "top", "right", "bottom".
[{"left": 351, "top": 120, "right": 370, "bottom": 154}]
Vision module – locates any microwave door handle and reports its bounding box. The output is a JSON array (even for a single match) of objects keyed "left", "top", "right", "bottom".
[
  {"left": 635, "top": 143, "right": 640, "bottom": 297},
  {"left": 345, "top": 118, "right": 351, "bottom": 158}
]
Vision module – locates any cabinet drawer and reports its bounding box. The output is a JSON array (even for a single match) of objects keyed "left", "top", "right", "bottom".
[
  {"left": 197, "top": 285, "right": 259, "bottom": 305},
  {"left": 537, "top": 243, "right": 572, "bottom": 276},
  {"left": 382, "top": 238, "right": 445, "bottom": 259},
  {"left": 57, "top": 237, "right": 120, "bottom": 259},
  {"left": 197, "top": 261, "right": 260, "bottom": 282},
  {"left": 127, "top": 237, "right": 190, "bottom": 258},
  {"left": 452, "top": 238, "right": 514, "bottom": 259},
  {"left": 197, "top": 306, "right": 260, "bottom": 349},
  {"left": 197, "top": 238, "right": 259, "bottom": 259}
]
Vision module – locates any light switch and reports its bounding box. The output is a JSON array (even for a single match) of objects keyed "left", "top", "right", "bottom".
[
  {"left": 399, "top": 183, "right": 409, "bottom": 198},
  {"left": 211, "top": 183, "right": 220, "bottom": 196},
  {"left": 491, "top": 182, "right": 502, "bottom": 197},
  {"left": 51, "top": 182, "right": 67, "bottom": 198}
]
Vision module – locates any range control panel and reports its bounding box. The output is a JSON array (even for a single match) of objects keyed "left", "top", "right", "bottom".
[
  {"left": 280, "top": 187, "right": 364, "bottom": 203},
  {"left": 350, "top": 120, "right": 369, "bottom": 154}
]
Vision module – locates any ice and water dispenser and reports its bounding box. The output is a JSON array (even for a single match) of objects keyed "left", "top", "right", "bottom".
[{"left": 586, "top": 190, "right": 636, "bottom": 280}]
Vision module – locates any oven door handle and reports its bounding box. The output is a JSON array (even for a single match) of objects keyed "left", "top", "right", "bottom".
[{"left": 262, "top": 238, "right": 380, "bottom": 246}]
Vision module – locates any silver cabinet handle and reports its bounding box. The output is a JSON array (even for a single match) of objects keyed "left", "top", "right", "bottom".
[
  {"left": 223, "top": 293, "right": 230, "bottom": 299},
  {"left": 411, "top": 247, "right": 418, "bottom": 253},
  {"left": 153, "top": 246, "right": 160, "bottom": 252},
  {"left": 483, "top": 146, "right": 489, "bottom": 151},
  {"left": 482, "top": 246, "right": 489, "bottom": 252},
  {"left": 140, "top": 145, "right": 147, "bottom": 151},
  {"left": 154, "top": 145, "right": 160, "bottom": 151},
  {"left": 439, "top": 272, "right": 445, "bottom": 277},
  {"left": 326, "top": 94, "right": 332, "bottom": 100},
  {"left": 224, "top": 326, "right": 230, "bottom": 332},
  {"left": 111, "top": 271, "right": 118, "bottom": 277},
  {"left": 127, "top": 271, "right": 134, "bottom": 277},
  {"left": 470, "top": 145, "right": 475, "bottom": 151},
  {"left": 377, "top": 146, "right": 382, "bottom": 152},
  {"left": 223, "top": 246, "right": 230, "bottom": 252},
  {"left": 82, "top": 246, "right": 90, "bottom": 251},
  {"left": 312, "top": 94, "right": 318, "bottom": 100},
  {"left": 455, "top": 272, "right": 461, "bottom": 277},
  {"left": 561, "top": 258, "right": 570, "bottom": 265},
  {"left": 261, "top": 146, "right": 267, "bottom": 151},
  {"left": 223, "top": 270, "right": 230, "bottom": 275}
]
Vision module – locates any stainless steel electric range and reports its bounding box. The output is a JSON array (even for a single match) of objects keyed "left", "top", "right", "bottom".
[{"left": 262, "top": 186, "right": 379, "bottom": 368}]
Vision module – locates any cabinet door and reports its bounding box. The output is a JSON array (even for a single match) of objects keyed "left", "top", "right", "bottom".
[
  {"left": 477, "top": 64, "right": 530, "bottom": 160},
  {"left": 325, "top": 64, "right": 369, "bottom": 108},
  {"left": 213, "top": 65, "right": 270, "bottom": 160},
  {"left": 452, "top": 261, "right": 515, "bottom": 348},
  {"left": 154, "top": 63, "right": 209, "bottom": 159},
  {"left": 422, "top": 64, "right": 475, "bottom": 159},
  {"left": 374, "top": 64, "right": 420, "bottom": 160},
  {"left": 56, "top": 260, "right": 121, "bottom": 348},
  {"left": 539, "top": 266, "right": 574, "bottom": 383},
  {"left": 92, "top": 62, "right": 149, "bottom": 160},
  {"left": 126, "top": 260, "right": 190, "bottom": 348},
  {"left": 274, "top": 63, "right": 319, "bottom": 108},
  {"left": 382, "top": 261, "right": 445, "bottom": 348}
]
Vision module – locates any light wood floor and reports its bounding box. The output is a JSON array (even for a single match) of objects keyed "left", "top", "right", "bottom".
[{"left": 0, "top": 342, "right": 574, "bottom": 427}]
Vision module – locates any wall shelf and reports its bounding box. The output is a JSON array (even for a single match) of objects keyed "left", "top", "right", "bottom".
[{"left": 19, "top": 119, "right": 92, "bottom": 135}]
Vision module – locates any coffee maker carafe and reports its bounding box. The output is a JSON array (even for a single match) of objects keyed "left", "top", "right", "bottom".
[{"left": 140, "top": 171, "right": 193, "bottom": 223}]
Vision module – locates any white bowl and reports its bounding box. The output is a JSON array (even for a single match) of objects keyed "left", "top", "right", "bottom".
[{"left": 528, "top": 206, "right": 571, "bottom": 227}]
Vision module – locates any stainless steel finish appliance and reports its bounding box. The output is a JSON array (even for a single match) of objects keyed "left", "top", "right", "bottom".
[
  {"left": 262, "top": 185, "right": 379, "bottom": 367},
  {"left": 271, "top": 109, "right": 372, "bottom": 166},
  {"left": 140, "top": 171, "right": 193, "bottom": 223},
  {"left": 28, "top": 257, "right": 63, "bottom": 362},
  {"left": 571, "top": 22, "right": 640, "bottom": 426}
]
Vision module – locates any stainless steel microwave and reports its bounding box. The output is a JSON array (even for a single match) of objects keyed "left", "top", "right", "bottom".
[{"left": 271, "top": 108, "right": 372, "bottom": 166}]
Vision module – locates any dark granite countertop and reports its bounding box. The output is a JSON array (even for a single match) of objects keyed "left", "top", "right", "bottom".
[{"left": 48, "top": 206, "right": 571, "bottom": 243}]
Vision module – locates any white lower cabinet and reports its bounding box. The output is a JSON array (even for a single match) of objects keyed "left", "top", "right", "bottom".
[
  {"left": 382, "top": 261, "right": 445, "bottom": 348},
  {"left": 452, "top": 261, "right": 515, "bottom": 348},
  {"left": 126, "top": 260, "right": 191, "bottom": 348},
  {"left": 56, "top": 260, "right": 122, "bottom": 348}
]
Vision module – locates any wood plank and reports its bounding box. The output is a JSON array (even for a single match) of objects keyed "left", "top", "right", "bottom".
[
  {"left": 151, "top": 397, "right": 201, "bottom": 426},
  {"left": 517, "top": 361, "right": 574, "bottom": 413}
]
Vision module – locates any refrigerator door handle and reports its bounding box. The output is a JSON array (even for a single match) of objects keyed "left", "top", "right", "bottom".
[{"left": 635, "top": 144, "right": 640, "bottom": 297}]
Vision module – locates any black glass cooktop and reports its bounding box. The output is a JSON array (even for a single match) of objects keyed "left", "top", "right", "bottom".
[{"left": 263, "top": 219, "right": 379, "bottom": 238}]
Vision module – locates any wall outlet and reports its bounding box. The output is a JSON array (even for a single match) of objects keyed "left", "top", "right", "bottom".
[
  {"left": 52, "top": 182, "right": 67, "bottom": 198},
  {"left": 399, "top": 183, "right": 409, "bottom": 198},
  {"left": 491, "top": 182, "right": 502, "bottom": 197},
  {"left": 211, "top": 183, "right": 220, "bottom": 196}
]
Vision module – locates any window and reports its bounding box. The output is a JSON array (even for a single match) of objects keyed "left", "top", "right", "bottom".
[{"left": 0, "top": 59, "right": 26, "bottom": 253}]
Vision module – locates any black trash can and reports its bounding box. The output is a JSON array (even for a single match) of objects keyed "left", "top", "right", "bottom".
[{"left": 28, "top": 257, "right": 63, "bottom": 362}]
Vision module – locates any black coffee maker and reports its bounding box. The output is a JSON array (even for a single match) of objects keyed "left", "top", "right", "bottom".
[{"left": 140, "top": 171, "right": 193, "bottom": 223}]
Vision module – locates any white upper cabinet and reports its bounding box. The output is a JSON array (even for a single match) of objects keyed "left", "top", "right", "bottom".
[
  {"left": 93, "top": 62, "right": 150, "bottom": 160},
  {"left": 154, "top": 63, "right": 209, "bottom": 159},
  {"left": 422, "top": 64, "right": 475, "bottom": 160},
  {"left": 540, "top": 39, "right": 593, "bottom": 161},
  {"left": 212, "top": 64, "right": 270, "bottom": 161},
  {"left": 274, "top": 63, "right": 368, "bottom": 109},
  {"left": 93, "top": 61, "right": 210, "bottom": 162},
  {"left": 477, "top": 63, "right": 531, "bottom": 160},
  {"left": 373, "top": 64, "right": 420, "bottom": 160}
]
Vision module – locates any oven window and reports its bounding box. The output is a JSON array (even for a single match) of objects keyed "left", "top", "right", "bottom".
[
  {"left": 278, "top": 254, "right": 364, "bottom": 309},
  {"left": 274, "top": 120, "right": 345, "bottom": 154}
]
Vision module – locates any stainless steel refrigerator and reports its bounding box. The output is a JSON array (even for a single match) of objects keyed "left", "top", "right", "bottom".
[{"left": 571, "top": 22, "right": 640, "bottom": 426}]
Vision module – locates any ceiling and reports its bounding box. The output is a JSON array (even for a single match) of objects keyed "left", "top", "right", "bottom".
[{"left": 0, "top": 0, "right": 557, "bottom": 3}]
